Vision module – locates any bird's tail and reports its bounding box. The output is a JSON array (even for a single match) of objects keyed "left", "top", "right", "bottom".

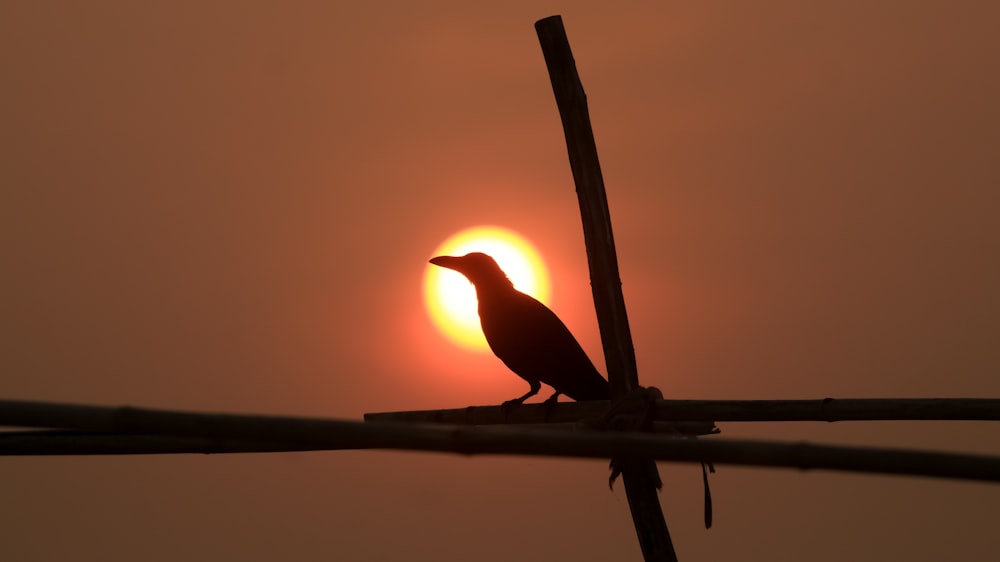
[{"left": 564, "top": 370, "right": 610, "bottom": 401}]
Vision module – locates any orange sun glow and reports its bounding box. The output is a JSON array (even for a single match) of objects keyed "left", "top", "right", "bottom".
[{"left": 424, "top": 226, "right": 550, "bottom": 352}]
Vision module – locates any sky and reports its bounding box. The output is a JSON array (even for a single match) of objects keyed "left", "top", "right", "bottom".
[{"left": 1, "top": 1, "right": 998, "bottom": 560}]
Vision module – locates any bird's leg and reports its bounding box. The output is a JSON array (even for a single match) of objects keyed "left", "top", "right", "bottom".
[
  {"left": 540, "top": 391, "right": 562, "bottom": 419},
  {"left": 501, "top": 381, "right": 541, "bottom": 416}
]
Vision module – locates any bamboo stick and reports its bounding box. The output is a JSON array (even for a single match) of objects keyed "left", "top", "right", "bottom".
[
  {"left": 535, "top": 15, "right": 675, "bottom": 561},
  {"left": 4, "top": 398, "right": 994, "bottom": 433},
  {"left": 0, "top": 430, "right": 306, "bottom": 455},
  {"left": 2, "top": 423, "right": 999, "bottom": 485},
  {"left": 364, "top": 398, "right": 1000, "bottom": 424}
]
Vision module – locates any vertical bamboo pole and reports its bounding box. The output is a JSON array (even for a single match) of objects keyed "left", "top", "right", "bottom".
[{"left": 534, "top": 15, "right": 678, "bottom": 562}]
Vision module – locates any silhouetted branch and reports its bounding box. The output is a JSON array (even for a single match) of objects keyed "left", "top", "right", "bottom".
[
  {"left": 652, "top": 398, "right": 1000, "bottom": 421},
  {"left": 0, "top": 430, "right": 306, "bottom": 455},
  {"left": 536, "top": 15, "right": 675, "bottom": 561},
  {"left": 364, "top": 398, "right": 1000, "bottom": 424},
  {"left": 1, "top": 415, "right": 999, "bottom": 485},
  {"left": 5, "top": 397, "right": 994, "bottom": 435},
  {"left": 365, "top": 401, "right": 718, "bottom": 436},
  {"left": 536, "top": 17, "right": 637, "bottom": 396}
]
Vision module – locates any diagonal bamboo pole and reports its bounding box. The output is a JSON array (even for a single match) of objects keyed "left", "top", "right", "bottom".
[{"left": 535, "top": 15, "right": 677, "bottom": 562}]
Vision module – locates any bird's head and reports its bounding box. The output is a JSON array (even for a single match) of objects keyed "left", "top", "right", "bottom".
[{"left": 429, "top": 252, "right": 513, "bottom": 290}]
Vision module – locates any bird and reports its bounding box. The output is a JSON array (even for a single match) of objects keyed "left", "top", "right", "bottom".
[
  {"left": 431, "top": 252, "right": 714, "bottom": 527},
  {"left": 428, "top": 252, "right": 609, "bottom": 409}
]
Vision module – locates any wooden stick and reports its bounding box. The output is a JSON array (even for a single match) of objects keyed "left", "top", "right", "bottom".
[
  {"left": 0, "top": 430, "right": 309, "bottom": 455},
  {"left": 534, "top": 16, "right": 638, "bottom": 396},
  {"left": 535, "top": 15, "right": 675, "bottom": 561},
  {"left": 365, "top": 401, "right": 719, "bottom": 436},
  {"left": 652, "top": 398, "right": 1000, "bottom": 421},
  {"left": 4, "top": 397, "right": 994, "bottom": 432},
  {"left": 2, "top": 424, "right": 999, "bottom": 485},
  {"left": 364, "top": 398, "right": 1000, "bottom": 424}
]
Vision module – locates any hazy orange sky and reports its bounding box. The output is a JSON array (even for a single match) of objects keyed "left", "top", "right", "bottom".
[{"left": 2, "top": 2, "right": 998, "bottom": 560}]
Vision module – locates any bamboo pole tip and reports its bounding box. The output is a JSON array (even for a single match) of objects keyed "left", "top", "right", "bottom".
[{"left": 535, "top": 15, "right": 563, "bottom": 27}]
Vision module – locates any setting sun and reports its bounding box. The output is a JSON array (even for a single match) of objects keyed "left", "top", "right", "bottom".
[{"left": 424, "top": 226, "right": 550, "bottom": 352}]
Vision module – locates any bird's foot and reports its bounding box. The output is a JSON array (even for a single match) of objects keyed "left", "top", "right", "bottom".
[
  {"left": 500, "top": 399, "right": 524, "bottom": 417},
  {"left": 540, "top": 394, "right": 560, "bottom": 419}
]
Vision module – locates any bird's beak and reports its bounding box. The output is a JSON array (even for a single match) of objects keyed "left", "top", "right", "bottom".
[{"left": 429, "top": 255, "right": 463, "bottom": 272}]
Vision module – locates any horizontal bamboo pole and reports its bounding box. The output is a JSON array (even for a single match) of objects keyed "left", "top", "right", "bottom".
[
  {"left": 365, "top": 402, "right": 718, "bottom": 435},
  {"left": 0, "top": 430, "right": 307, "bottom": 455},
  {"left": 654, "top": 398, "right": 1000, "bottom": 421},
  {"left": 2, "top": 426, "right": 999, "bottom": 484},
  {"left": 365, "top": 398, "right": 1000, "bottom": 424},
  {"left": 1, "top": 400, "right": 998, "bottom": 483},
  {"left": 7, "top": 398, "right": 994, "bottom": 432}
]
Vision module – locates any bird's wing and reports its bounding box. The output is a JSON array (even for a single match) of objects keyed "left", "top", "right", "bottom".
[{"left": 480, "top": 291, "right": 609, "bottom": 401}]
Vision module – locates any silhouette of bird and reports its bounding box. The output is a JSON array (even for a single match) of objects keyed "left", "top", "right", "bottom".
[
  {"left": 429, "top": 252, "right": 609, "bottom": 409},
  {"left": 431, "top": 252, "right": 714, "bottom": 527}
]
